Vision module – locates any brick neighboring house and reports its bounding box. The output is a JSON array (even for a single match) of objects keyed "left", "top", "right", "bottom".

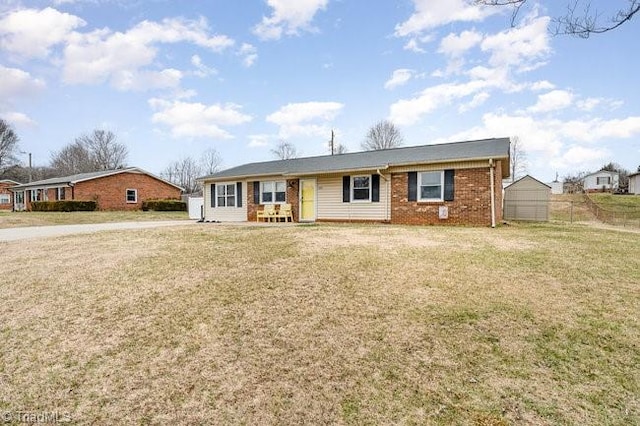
[
  {"left": 10, "top": 168, "right": 183, "bottom": 211},
  {"left": 0, "top": 179, "right": 20, "bottom": 210},
  {"left": 199, "top": 138, "right": 511, "bottom": 227}
]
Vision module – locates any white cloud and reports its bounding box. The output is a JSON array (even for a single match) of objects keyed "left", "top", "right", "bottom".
[
  {"left": 149, "top": 98, "right": 252, "bottom": 139},
  {"left": 458, "top": 91, "right": 490, "bottom": 113},
  {"left": 266, "top": 101, "right": 343, "bottom": 138},
  {"left": 191, "top": 55, "right": 217, "bottom": 77},
  {"left": 390, "top": 79, "right": 499, "bottom": 126},
  {"left": 441, "top": 112, "right": 640, "bottom": 173},
  {"left": 238, "top": 43, "right": 258, "bottom": 67},
  {"left": 395, "top": 0, "right": 496, "bottom": 37},
  {"left": 253, "top": 0, "right": 328, "bottom": 41},
  {"left": 0, "top": 65, "right": 46, "bottom": 99},
  {"left": 438, "top": 29, "right": 482, "bottom": 57},
  {"left": 530, "top": 80, "right": 555, "bottom": 91},
  {"left": 0, "top": 111, "right": 37, "bottom": 127},
  {"left": 389, "top": 12, "right": 551, "bottom": 125},
  {"left": 248, "top": 134, "right": 271, "bottom": 147},
  {"left": 528, "top": 90, "right": 574, "bottom": 113},
  {"left": 62, "top": 17, "right": 234, "bottom": 90},
  {"left": 480, "top": 15, "right": 550, "bottom": 71},
  {"left": 0, "top": 7, "right": 85, "bottom": 58},
  {"left": 112, "top": 68, "right": 183, "bottom": 92},
  {"left": 554, "top": 145, "right": 610, "bottom": 169},
  {"left": 384, "top": 69, "right": 414, "bottom": 90}
]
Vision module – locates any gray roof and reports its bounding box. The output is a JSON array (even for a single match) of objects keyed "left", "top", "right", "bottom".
[
  {"left": 202, "top": 137, "right": 511, "bottom": 181},
  {"left": 504, "top": 174, "right": 551, "bottom": 190},
  {"left": 0, "top": 179, "right": 21, "bottom": 185},
  {"left": 10, "top": 167, "right": 184, "bottom": 191}
]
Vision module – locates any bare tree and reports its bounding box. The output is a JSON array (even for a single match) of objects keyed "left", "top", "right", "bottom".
[
  {"left": 50, "top": 140, "right": 95, "bottom": 175},
  {"left": 271, "top": 141, "right": 298, "bottom": 160},
  {"left": 334, "top": 144, "right": 348, "bottom": 155},
  {"left": 509, "top": 136, "right": 528, "bottom": 182},
  {"left": 328, "top": 130, "right": 348, "bottom": 155},
  {"left": 362, "top": 120, "right": 404, "bottom": 151},
  {"left": 477, "top": 0, "right": 640, "bottom": 38},
  {"left": 78, "top": 130, "right": 128, "bottom": 170},
  {"left": 201, "top": 148, "right": 223, "bottom": 175},
  {"left": 50, "top": 129, "right": 128, "bottom": 175},
  {"left": 563, "top": 171, "right": 587, "bottom": 193},
  {"left": 601, "top": 162, "right": 629, "bottom": 192},
  {"left": 161, "top": 157, "right": 203, "bottom": 194},
  {"left": 0, "top": 119, "right": 19, "bottom": 172}
]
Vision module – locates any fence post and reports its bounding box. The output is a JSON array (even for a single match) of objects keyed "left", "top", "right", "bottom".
[{"left": 570, "top": 201, "right": 573, "bottom": 224}]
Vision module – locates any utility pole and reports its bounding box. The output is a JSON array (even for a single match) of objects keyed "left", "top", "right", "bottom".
[
  {"left": 329, "top": 130, "right": 335, "bottom": 155},
  {"left": 20, "top": 151, "right": 32, "bottom": 182}
]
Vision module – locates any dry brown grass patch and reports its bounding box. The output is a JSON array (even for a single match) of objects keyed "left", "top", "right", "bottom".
[{"left": 0, "top": 223, "right": 638, "bottom": 424}]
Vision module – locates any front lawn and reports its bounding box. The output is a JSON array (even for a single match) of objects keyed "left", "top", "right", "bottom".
[{"left": 0, "top": 223, "right": 638, "bottom": 424}]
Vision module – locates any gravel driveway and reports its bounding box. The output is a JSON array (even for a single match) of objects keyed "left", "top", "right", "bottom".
[{"left": 0, "top": 220, "right": 196, "bottom": 242}]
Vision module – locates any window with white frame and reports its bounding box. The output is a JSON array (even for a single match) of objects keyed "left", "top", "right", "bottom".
[
  {"left": 216, "top": 183, "right": 236, "bottom": 207},
  {"left": 419, "top": 171, "right": 444, "bottom": 201},
  {"left": 30, "top": 188, "right": 46, "bottom": 202},
  {"left": 351, "top": 176, "right": 370, "bottom": 201},
  {"left": 56, "top": 187, "right": 66, "bottom": 201},
  {"left": 260, "top": 181, "right": 286, "bottom": 204},
  {"left": 126, "top": 189, "right": 137, "bottom": 203},
  {"left": 0, "top": 194, "right": 9, "bottom": 204},
  {"left": 596, "top": 176, "right": 611, "bottom": 185}
]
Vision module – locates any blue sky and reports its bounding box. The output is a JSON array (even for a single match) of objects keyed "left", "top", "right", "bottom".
[{"left": 1, "top": 0, "right": 639, "bottom": 181}]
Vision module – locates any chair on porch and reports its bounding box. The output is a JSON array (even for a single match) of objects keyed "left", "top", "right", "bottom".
[
  {"left": 256, "top": 204, "right": 276, "bottom": 222},
  {"left": 278, "top": 203, "right": 293, "bottom": 222}
]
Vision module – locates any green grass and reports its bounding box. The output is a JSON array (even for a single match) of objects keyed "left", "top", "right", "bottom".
[
  {"left": 0, "top": 223, "right": 638, "bottom": 424},
  {"left": 0, "top": 210, "right": 189, "bottom": 228},
  {"left": 589, "top": 193, "right": 640, "bottom": 218}
]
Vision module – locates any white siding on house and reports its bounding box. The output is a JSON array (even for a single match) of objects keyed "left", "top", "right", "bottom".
[
  {"left": 316, "top": 175, "right": 390, "bottom": 221},
  {"left": 548, "top": 182, "right": 563, "bottom": 194},
  {"left": 203, "top": 181, "right": 248, "bottom": 222},
  {"left": 583, "top": 171, "right": 619, "bottom": 191},
  {"left": 629, "top": 174, "right": 640, "bottom": 195}
]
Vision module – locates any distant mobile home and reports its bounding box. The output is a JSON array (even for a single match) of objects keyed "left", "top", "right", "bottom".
[
  {"left": 199, "top": 138, "right": 511, "bottom": 227},
  {"left": 582, "top": 170, "right": 619, "bottom": 192}
]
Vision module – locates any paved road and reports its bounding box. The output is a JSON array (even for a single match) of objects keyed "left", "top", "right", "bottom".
[{"left": 0, "top": 220, "right": 196, "bottom": 242}]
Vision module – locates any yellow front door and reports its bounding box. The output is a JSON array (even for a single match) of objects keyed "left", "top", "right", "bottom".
[{"left": 300, "top": 179, "right": 316, "bottom": 221}]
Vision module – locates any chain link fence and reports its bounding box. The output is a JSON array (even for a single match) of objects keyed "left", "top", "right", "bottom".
[{"left": 549, "top": 194, "right": 640, "bottom": 227}]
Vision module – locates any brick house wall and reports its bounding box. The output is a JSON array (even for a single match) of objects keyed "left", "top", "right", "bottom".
[
  {"left": 73, "top": 172, "right": 181, "bottom": 210},
  {"left": 0, "top": 182, "right": 16, "bottom": 210},
  {"left": 391, "top": 162, "right": 504, "bottom": 226},
  {"left": 247, "top": 178, "right": 300, "bottom": 222}
]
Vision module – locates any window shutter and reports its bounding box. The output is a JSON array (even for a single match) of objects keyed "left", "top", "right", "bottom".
[
  {"left": 236, "top": 182, "right": 243, "bottom": 208},
  {"left": 408, "top": 172, "right": 417, "bottom": 202},
  {"left": 371, "top": 174, "right": 380, "bottom": 203},
  {"left": 444, "top": 169, "right": 455, "bottom": 201},
  {"left": 210, "top": 184, "right": 216, "bottom": 208},
  {"left": 342, "top": 176, "right": 350, "bottom": 203},
  {"left": 253, "top": 181, "right": 260, "bottom": 204}
]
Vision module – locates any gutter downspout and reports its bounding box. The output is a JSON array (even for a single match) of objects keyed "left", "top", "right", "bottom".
[{"left": 489, "top": 159, "right": 496, "bottom": 228}]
